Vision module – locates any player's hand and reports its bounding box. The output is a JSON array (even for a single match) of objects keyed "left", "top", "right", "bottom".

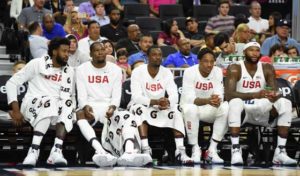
[
  {"left": 158, "top": 97, "right": 170, "bottom": 110},
  {"left": 265, "top": 90, "right": 279, "bottom": 103},
  {"left": 83, "top": 105, "right": 94, "bottom": 120},
  {"left": 253, "top": 90, "right": 267, "bottom": 99},
  {"left": 106, "top": 105, "right": 116, "bottom": 118},
  {"left": 9, "top": 110, "right": 25, "bottom": 127},
  {"left": 209, "top": 94, "right": 221, "bottom": 107}
]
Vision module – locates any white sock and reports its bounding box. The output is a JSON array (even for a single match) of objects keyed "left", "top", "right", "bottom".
[
  {"left": 208, "top": 139, "right": 218, "bottom": 151},
  {"left": 141, "top": 138, "right": 149, "bottom": 148},
  {"left": 54, "top": 138, "right": 63, "bottom": 148},
  {"left": 277, "top": 136, "right": 287, "bottom": 147},
  {"left": 175, "top": 137, "right": 184, "bottom": 149},
  {"left": 125, "top": 140, "right": 135, "bottom": 153},
  {"left": 231, "top": 136, "right": 239, "bottom": 145},
  {"left": 77, "top": 119, "right": 105, "bottom": 153},
  {"left": 32, "top": 135, "right": 43, "bottom": 147}
]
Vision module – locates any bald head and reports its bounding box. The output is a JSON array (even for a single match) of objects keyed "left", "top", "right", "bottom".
[
  {"left": 178, "top": 38, "right": 191, "bottom": 56},
  {"left": 127, "top": 24, "right": 141, "bottom": 42}
]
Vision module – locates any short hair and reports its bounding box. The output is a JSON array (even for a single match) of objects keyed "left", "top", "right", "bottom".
[
  {"left": 93, "top": 1, "right": 104, "bottom": 8},
  {"left": 87, "top": 20, "right": 99, "bottom": 29},
  {"left": 48, "top": 37, "right": 71, "bottom": 57},
  {"left": 285, "top": 45, "right": 299, "bottom": 55},
  {"left": 147, "top": 45, "right": 161, "bottom": 56},
  {"left": 90, "top": 41, "right": 103, "bottom": 52},
  {"left": 28, "top": 21, "right": 40, "bottom": 34},
  {"left": 218, "top": 0, "right": 230, "bottom": 8},
  {"left": 214, "top": 32, "right": 230, "bottom": 47},
  {"left": 109, "top": 7, "right": 120, "bottom": 15},
  {"left": 139, "top": 33, "right": 153, "bottom": 41},
  {"left": 197, "top": 48, "right": 215, "bottom": 60},
  {"left": 269, "top": 43, "right": 286, "bottom": 57}
]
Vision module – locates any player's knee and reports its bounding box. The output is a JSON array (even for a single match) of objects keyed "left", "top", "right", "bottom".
[
  {"left": 229, "top": 98, "right": 243, "bottom": 111},
  {"left": 277, "top": 97, "right": 292, "bottom": 111},
  {"left": 182, "top": 104, "right": 197, "bottom": 116},
  {"left": 76, "top": 110, "right": 85, "bottom": 120},
  {"left": 218, "top": 101, "right": 229, "bottom": 117}
]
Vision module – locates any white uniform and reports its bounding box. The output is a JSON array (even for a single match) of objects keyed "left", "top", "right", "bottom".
[
  {"left": 6, "top": 57, "right": 75, "bottom": 131},
  {"left": 130, "top": 64, "right": 185, "bottom": 135},
  {"left": 228, "top": 61, "right": 292, "bottom": 127},
  {"left": 181, "top": 65, "right": 228, "bottom": 144},
  {"left": 76, "top": 61, "right": 140, "bottom": 156}
]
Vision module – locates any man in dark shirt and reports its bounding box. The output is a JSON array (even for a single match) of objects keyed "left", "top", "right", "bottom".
[
  {"left": 116, "top": 24, "right": 142, "bottom": 55},
  {"left": 100, "top": 8, "right": 127, "bottom": 43},
  {"left": 184, "top": 17, "right": 205, "bottom": 48}
]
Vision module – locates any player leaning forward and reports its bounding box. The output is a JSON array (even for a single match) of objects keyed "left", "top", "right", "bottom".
[
  {"left": 130, "top": 45, "right": 193, "bottom": 164},
  {"left": 226, "top": 42, "right": 297, "bottom": 165},
  {"left": 76, "top": 42, "right": 152, "bottom": 167},
  {"left": 6, "top": 38, "right": 76, "bottom": 166},
  {"left": 180, "top": 48, "right": 228, "bottom": 164}
]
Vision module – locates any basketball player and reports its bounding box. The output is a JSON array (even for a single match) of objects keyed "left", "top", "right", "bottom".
[
  {"left": 76, "top": 42, "right": 151, "bottom": 167},
  {"left": 6, "top": 38, "right": 75, "bottom": 166},
  {"left": 181, "top": 48, "right": 228, "bottom": 164},
  {"left": 130, "top": 45, "right": 193, "bottom": 165},
  {"left": 226, "top": 42, "right": 297, "bottom": 165}
]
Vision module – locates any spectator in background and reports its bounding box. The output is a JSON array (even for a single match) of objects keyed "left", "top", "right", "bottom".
[
  {"left": 128, "top": 34, "right": 153, "bottom": 66},
  {"left": 261, "top": 19, "right": 300, "bottom": 56},
  {"left": 163, "top": 38, "right": 198, "bottom": 68},
  {"left": 200, "top": 33, "right": 222, "bottom": 55},
  {"left": 66, "top": 34, "right": 90, "bottom": 67},
  {"left": 157, "top": 19, "right": 185, "bottom": 49},
  {"left": 12, "top": 60, "right": 26, "bottom": 74},
  {"left": 44, "top": 0, "right": 64, "bottom": 13},
  {"left": 78, "top": 0, "right": 99, "bottom": 17},
  {"left": 10, "top": 0, "right": 34, "bottom": 20},
  {"left": 185, "top": 17, "right": 205, "bottom": 48},
  {"left": 100, "top": 8, "right": 127, "bottom": 43},
  {"left": 234, "top": 13, "right": 249, "bottom": 29},
  {"left": 52, "top": 0, "right": 75, "bottom": 26},
  {"left": 116, "top": 49, "right": 131, "bottom": 80},
  {"left": 148, "top": 0, "right": 176, "bottom": 17},
  {"left": 64, "top": 11, "right": 88, "bottom": 40},
  {"left": 90, "top": 2, "right": 110, "bottom": 27},
  {"left": 247, "top": 1, "right": 269, "bottom": 35},
  {"left": 78, "top": 20, "right": 107, "bottom": 56},
  {"left": 205, "top": 0, "right": 235, "bottom": 35},
  {"left": 17, "top": 0, "right": 51, "bottom": 29},
  {"left": 214, "top": 32, "right": 238, "bottom": 67},
  {"left": 260, "top": 44, "right": 287, "bottom": 64},
  {"left": 28, "top": 21, "right": 48, "bottom": 59},
  {"left": 116, "top": 24, "right": 142, "bottom": 55},
  {"left": 265, "top": 11, "right": 282, "bottom": 38},
  {"left": 286, "top": 45, "right": 299, "bottom": 58},
  {"left": 103, "top": 40, "right": 117, "bottom": 58},
  {"left": 42, "top": 14, "right": 66, "bottom": 40},
  {"left": 233, "top": 23, "right": 252, "bottom": 54}
]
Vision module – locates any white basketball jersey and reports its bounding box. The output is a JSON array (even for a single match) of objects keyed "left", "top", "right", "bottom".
[{"left": 236, "top": 61, "right": 266, "bottom": 93}]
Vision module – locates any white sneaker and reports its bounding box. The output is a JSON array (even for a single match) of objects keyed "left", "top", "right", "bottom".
[
  {"left": 117, "top": 152, "right": 147, "bottom": 167},
  {"left": 142, "top": 146, "right": 153, "bottom": 165},
  {"left": 92, "top": 152, "right": 117, "bottom": 167},
  {"left": 46, "top": 147, "right": 67, "bottom": 166},
  {"left": 23, "top": 147, "right": 39, "bottom": 166},
  {"left": 272, "top": 146, "right": 297, "bottom": 165},
  {"left": 204, "top": 149, "right": 224, "bottom": 164},
  {"left": 231, "top": 145, "right": 243, "bottom": 165},
  {"left": 175, "top": 146, "right": 194, "bottom": 165},
  {"left": 191, "top": 146, "right": 201, "bottom": 164}
]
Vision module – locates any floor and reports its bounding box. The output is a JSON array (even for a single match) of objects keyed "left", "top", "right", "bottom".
[{"left": 1, "top": 165, "right": 300, "bottom": 176}]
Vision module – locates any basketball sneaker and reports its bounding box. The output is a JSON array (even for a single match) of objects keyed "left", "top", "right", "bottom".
[
  {"left": 47, "top": 147, "right": 67, "bottom": 166},
  {"left": 92, "top": 152, "right": 117, "bottom": 167},
  {"left": 175, "top": 146, "right": 194, "bottom": 165},
  {"left": 204, "top": 149, "right": 224, "bottom": 164},
  {"left": 272, "top": 146, "right": 297, "bottom": 165},
  {"left": 141, "top": 146, "right": 153, "bottom": 165},
  {"left": 117, "top": 152, "right": 147, "bottom": 166},
  {"left": 231, "top": 145, "right": 243, "bottom": 165},
  {"left": 23, "top": 147, "right": 39, "bottom": 166},
  {"left": 191, "top": 146, "right": 201, "bottom": 164}
]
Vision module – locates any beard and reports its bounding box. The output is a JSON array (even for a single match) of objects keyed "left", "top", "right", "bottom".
[
  {"left": 111, "top": 19, "right": 119, "bottom": 26},
  {"left": 244, "top": 54, "right": 260, "bottom": 64},
  {"left": 56, "top": 56, "right": 68, "bottom": 66},
  {"left": 94, "top": 58, "right": 105, "bottom": 64}
]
